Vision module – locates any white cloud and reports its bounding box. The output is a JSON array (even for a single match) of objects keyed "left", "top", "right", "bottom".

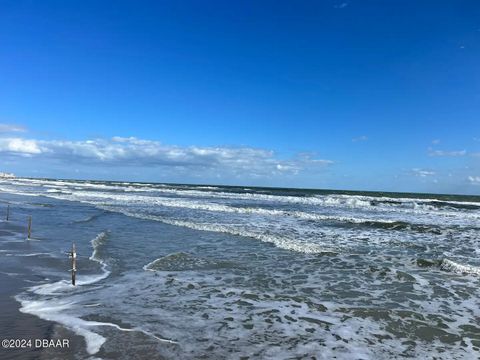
[
  {"left": 0, "top": 138, "right": 41, "bottom": 155},
  {"left": 431, "top": 139, "right": 440, "bottom": 145},
  {"left": 428, "top": 149, "right": 466, "bottom": 157},
  {"left": 0, "top": 123, "right": 26, "bottom": 133},
  {"left": 468, "top": 176, "right": 480, "bottom": 185},
  {"left": 0, "top": 135, "right": 333, "bottom": 177},
  {"left": 428, "top": 147, "right": 480, "bottom": 158},
  {"left": 412, "top": 168, "right": 435, "bottom": 177},
  {"left": 352, "top": 135, "right": 368, "bottom": 142}
]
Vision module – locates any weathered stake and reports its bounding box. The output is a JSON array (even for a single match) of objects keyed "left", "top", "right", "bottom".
[
  {"left": 6, "top": 205, "right": 9, "bottom": 221},
  {"left": 27, "top": 216, "right": 32, "bottom": 239},
  {"left": 70, "top": 243, "right": 77, "bottom": 286}
]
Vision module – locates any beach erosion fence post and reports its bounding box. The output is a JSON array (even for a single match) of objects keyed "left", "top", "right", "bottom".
[
  {"left": 27, "top": 216, "right": 32, "bottom": 239},
  {"left": 70, "top": 243, "right": 77, "bottom": 286}
]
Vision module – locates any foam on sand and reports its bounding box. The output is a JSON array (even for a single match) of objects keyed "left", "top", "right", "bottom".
[
  {"left": 16, "top": 230, "right": 177, "bottom": 355},
  {"left": 16, "top": 231, "right": 111, "bottom": 354},
  {"left": 17, "top": 297, "right": 107, "bottom": 354}
]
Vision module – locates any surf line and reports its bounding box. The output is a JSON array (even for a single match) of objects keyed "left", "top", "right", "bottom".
[
  {"left": 83, "top": 321, "right": 178, "bottom": 345},
  {"left": 74, "top": 235, "right": 178, "bottom": 347},
  {"left": 18, "top": 230, "right": 178, "bottom": 356}
]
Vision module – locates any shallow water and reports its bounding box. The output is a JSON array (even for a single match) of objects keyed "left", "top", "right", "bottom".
[{"left": 0, "top": 178, "right": 479, "bottom": 359}]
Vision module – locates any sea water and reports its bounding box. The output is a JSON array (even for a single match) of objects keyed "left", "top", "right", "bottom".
[{"left": 0, "top": 178, "right": 479, "bottom": 359}]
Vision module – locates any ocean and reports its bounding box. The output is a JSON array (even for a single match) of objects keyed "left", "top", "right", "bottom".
[{"left": 0, "top": 177, "right": 479, "bottom": 359}]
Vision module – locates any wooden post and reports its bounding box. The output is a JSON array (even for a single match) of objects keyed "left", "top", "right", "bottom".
[
  {"left": 27, "top": 216, "right": 32, "bottom": 239},
  {"left": 6, "top": 205, "right": 9, "bottom": 221},
  {"left": 70, "top": 243, "right": 77, "bottom": 286}
]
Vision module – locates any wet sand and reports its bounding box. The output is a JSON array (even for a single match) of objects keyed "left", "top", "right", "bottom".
[{"left": 0, "top": 222, "right": 86, "bottom": 360}]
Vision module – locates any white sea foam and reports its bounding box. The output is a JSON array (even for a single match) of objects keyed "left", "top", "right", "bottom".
[
  {"left": 15, "top": 229, "right": 177, "bottom": 355},
  {"left": 441, "top": 259, "right": 480, "bottom": 276},
  {"left": 45, "top": 188, "right": 71, "bottom": 194},
  {"left": 58, "top": 190, "right": 403, "bottom": 224},
  {"left": 17, "top": 297, "right": 107, "bottom": 354},
  {"left": 20, "top": 294, "right": 177, "bottom": 351},
  {"left": 33, "top": 187, "right": 480, "bottom": 230},
  {"left": 0, "top": 185, "right": 42, "bottom": 197},
  {"left": 4, "top": 179, "right": 480, "bottom": 235},
  {"left": 5, "top": 252, "right": 53, "bottom": 257},
  {"left": 16, "top": 231, "right": 112, "bottom": 355},
  {"left": 6, "top": 178, "right": 480, "bottom": 214},
  {"left": 34, "top": 187, "right": 471, "bottom": 230},
  {"left": 121, "top": 210, "right": 331, "bottom": 254},
  {"left": 101, "top": 270, "right": 479, "bottom": 360},
  {"left": 90, "top": 231, "right": 109, "bottom": 263}
]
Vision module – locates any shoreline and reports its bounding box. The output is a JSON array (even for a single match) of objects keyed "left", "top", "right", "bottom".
[
  {"left": 0, "top": 272, "right": 87, "bottom": 360},
  {"left": 0, "top": 220, "right": 88, "bottom": 360}
]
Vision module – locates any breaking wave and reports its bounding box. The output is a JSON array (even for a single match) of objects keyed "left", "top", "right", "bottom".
[
  {"left": 440, "top": 259, "right": 480, "bottom": 276},
  {"left": 416, "top": 258, "right": 480, "bottom": 276}
]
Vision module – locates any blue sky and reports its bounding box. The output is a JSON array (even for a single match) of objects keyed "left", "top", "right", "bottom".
[{"left": 0, "top": 1, "right": 479, "bottom": 194}]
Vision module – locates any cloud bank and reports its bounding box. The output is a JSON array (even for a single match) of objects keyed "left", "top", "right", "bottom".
[{"left": 0, "top": 134, "right": 332, "bottom": 178}]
